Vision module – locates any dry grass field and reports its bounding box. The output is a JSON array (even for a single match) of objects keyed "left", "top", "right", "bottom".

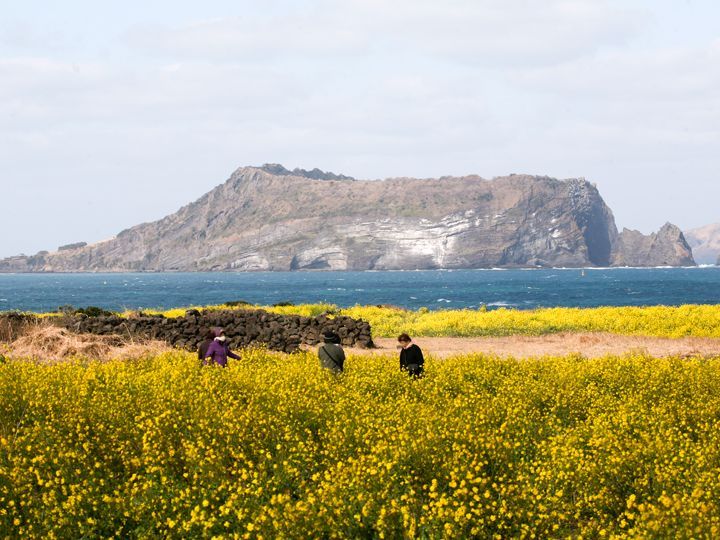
[{"left": 342, "top": 333, "right": 720, "bottom": 359}]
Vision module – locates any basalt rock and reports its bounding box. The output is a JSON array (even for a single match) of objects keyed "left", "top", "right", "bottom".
[
  {"left": 0, "top": 165, "right": 696, "bottom": 271},
  {"left": 613, "top": 223, "right": 694, "bottom": 267},
  {"left": 47, "top": 309, "right": 373, "bottom": 353}
]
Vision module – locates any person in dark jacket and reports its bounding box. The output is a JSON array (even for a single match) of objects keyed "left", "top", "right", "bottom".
[
  {"left": 197, "top": 329, "right": 215, "bottom": 362},
  {"left": 203, "top": 327, "right": 241, "bottom": 367},
  {"left": 398, "top": 333, "right": 424, "bottom": 377},
  {"left": 318, "top": 331, "right": 345, "bottom": 373}
]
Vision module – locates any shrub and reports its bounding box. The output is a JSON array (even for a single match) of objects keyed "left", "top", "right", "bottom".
[{"left": 74, "top": 306, "right": 114, "bottom": 317}]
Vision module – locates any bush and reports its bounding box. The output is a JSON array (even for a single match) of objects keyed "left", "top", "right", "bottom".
[
  {"left": 74, "top": 306, "right": 114, "bottom": 317},
  {"left": 56, "top": 305, "right": 114, "bottom": 317}
]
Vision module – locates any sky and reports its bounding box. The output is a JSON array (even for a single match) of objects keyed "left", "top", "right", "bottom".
[{"left": 1, "top": 0, "right": 718, "bottom": 258}]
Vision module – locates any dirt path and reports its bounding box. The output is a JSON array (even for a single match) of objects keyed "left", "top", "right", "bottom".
[{"left": 338, "top": 333, "right": 720, "bottom": 359}]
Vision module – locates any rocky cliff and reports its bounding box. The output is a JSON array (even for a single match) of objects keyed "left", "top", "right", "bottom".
[
  {"left": 612, "top": 224, "right": 695, "bottom": 267},
  {"left": 684, "top": 223, "right": 720, "bottom": 265},
  {"left": 0, "top": 164, "right": 695, "bottom": 271}
]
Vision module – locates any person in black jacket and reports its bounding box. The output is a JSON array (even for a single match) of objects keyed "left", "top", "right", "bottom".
[
  {"left": 318, "top": 331, "right": 345, "bottom": 373},
  {"left": 398, "top": 333, "right": 424, "bottom": 377}
]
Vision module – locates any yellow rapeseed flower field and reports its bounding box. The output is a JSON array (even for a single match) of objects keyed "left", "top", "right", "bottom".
[
  {"left": 341, "top": 304, "right": 720, "bottom": 338},
  {"left": 2, "top": 350, "right": 720, "bottom": 538},
  {"left": 136, "top": 303, "right": 720, "bottom": 339}
]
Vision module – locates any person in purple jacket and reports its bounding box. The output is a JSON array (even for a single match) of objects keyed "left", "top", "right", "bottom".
[{"left": 203, "top": 327, "right": 241, "bottom": 367}]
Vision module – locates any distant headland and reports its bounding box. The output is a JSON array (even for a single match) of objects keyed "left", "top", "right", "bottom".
[{"left": 0, "top": 164, "right": 697, "bottom": 272}]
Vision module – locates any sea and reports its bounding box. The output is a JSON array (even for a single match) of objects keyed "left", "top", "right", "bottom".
[{"left": 0, "top": 267, "right": 719, "bottom": 313}]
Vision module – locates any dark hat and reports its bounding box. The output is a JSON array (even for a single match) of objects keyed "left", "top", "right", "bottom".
[
  {"left": 211, "top": 327, "right": 224, "bottom": 337},
  {"left": 323, "top": 331, "right": 341, "bottom": 344}
]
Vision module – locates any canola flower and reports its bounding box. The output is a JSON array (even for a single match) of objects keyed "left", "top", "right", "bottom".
[
  {"left": 2, "top": 350, "right": 720, "bottom": 538},
  {"left": 341, "top": 304, "right": 720, "bottom": 338},
  {"left": 142, "top": 303, "right": 720, "bottom": 338},
  {"left": 132, "top": 303, "right": 337, "bottom": 320}
]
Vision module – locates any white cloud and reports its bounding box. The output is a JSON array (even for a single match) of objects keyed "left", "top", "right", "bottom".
[
  {"left": 503, "top": 38, "right": 720, "bottom": 155},
  {"left": 124, "top": 0, "right": 642, "bottom": 67},
  {"left": 0, "top": 20, "right": 76, "bottom": 54},
  {"left": 1, "top": 1, "right": 719, "bottom": 256},
  {"left": 124, "top": 12, "right": 370, "bottom": 62},
  {"left": 356, "top": 0, "right": 642, "bottom": 66},
  {"left": 512, "top": 38, "right": 720, "bottom": 100}
]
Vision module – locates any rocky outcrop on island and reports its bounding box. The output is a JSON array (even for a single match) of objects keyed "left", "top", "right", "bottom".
[
  {"left": 684, "top": 223, "right": 720, "bottom": 265},
  {"left": 0, "top": 164, "right": 696, "bottom": 271},
  {"left": 613, "top": 224, "right": 695, "bottom": 267}
]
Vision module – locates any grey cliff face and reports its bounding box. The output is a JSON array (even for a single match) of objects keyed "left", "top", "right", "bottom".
[
  {"left": 0, "top": 166, "right": 696, "bottom": 272},
  {"left": 613, "top": 224, "right": 695, "bottom": 267}
]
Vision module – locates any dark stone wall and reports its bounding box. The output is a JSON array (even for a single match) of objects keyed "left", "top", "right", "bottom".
[{"left": 52, "top": 309, "right": 373, "bottom": 353}]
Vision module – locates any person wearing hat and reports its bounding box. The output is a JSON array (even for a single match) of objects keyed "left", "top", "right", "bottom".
[
  {"left": 203, "top": 327, "right": 241, "bottom": 367},
  {"left": 318, "top": 331, "right": 345, "bottom": 373},
  {"left": 398, "top": 333, "right": 424, "bottom": 377}
]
